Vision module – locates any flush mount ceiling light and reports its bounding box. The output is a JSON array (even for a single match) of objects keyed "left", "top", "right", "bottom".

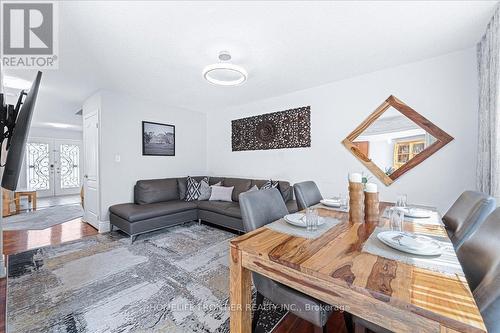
[{"left": 202, "top": 51, "right": 247, "bottom": 86}]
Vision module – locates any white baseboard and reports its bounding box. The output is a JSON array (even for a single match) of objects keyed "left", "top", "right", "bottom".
[{"left": 98, "top": 220, "right": 111, "bottom": 233}]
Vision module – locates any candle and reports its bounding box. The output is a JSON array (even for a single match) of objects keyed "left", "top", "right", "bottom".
[
  {"left": 349, "top": 173, "right": 362, "bottom": 183},
  {"left": 365, "top": 183, "right": 378, "bottom": 193}
]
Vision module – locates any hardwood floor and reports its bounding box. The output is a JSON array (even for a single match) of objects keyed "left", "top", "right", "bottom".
[
  {"left": 3, "top": 218, "right": 97, "bottom": 256},
  {"left": 0, "top": 218, "right": 97, "bottom": 333}
]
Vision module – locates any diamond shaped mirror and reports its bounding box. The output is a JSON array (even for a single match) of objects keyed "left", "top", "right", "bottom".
[{"left": 342, "top": 95, "right": 453, "bottom": 186}]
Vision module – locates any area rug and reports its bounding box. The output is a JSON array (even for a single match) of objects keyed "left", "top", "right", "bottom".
[
  {"left": 3, "top": 204, "right": 83, "bottom": 231},
  {"left": 7, "top": 222, "right": 287, "bottom": 333}
]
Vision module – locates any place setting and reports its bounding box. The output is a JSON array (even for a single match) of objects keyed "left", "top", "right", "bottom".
[
  {"left": 266, "top": 207, "right": 341, "bottom": 239},
  {"left": 382, "top": 194, "right": 441, "bottom": 225},
  {"left": 362, "top": 203, "right": 462, "bottom": 276}
]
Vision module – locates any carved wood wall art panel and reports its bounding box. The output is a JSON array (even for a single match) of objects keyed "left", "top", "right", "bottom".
[
  {"left": 232, "top": 106, "right": 311, "bottom": 151},
  {"left": 342, "top": 95, "right": 453, "bottom": 186}
]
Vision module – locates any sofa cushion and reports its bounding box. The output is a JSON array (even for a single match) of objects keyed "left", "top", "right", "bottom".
[
  {"left": 223, "top": 178, "right": 252, "bottom": 202},
  {"left": 110, "top": 201, "right": 197, "bottom": 222},
  {"left": 135, "top": 178, "right": 179, "bottom": 204},
  {"left": 278, "top": 181, "right": 293, "bottom": 202},
  {"left": 209, "top": 177, "right": 224, "bottom": 185},
  {"left": 286, "top": 200, "right": 299, "bottom": 213},
  {"left": 197, "top": 201, "right": 242, "bottom": 219}
]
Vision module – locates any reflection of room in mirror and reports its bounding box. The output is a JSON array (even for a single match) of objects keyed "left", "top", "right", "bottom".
[{"left": 353, "top": 107, "right": 437, "bottom": 175}]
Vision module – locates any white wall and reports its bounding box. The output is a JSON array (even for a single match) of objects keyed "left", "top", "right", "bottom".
[
  {"left": 29, "top": 127, "right": 83, "bottom": 141},
  {"left": 206, "top": 48, "right": 479, "bottom": 212},
  {"left": 96, "top": 91, "right": 207, "bottom": 221}
]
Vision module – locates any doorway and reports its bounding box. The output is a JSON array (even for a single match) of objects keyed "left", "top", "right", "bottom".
[{"left": 25, "top": 138, "right": 83, "bottom": 198}]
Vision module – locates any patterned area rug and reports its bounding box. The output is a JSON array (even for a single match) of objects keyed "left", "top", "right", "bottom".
[
  {"left": 3, "top": 204, "right": 83, "bottom": 231},
  {"left": 7, "top": 222, "right": 287, "bottom": 333}
]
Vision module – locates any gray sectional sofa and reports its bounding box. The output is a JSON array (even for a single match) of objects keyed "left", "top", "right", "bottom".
[{"left": 109, "top": 176, "right": 298, "bottom": 241}]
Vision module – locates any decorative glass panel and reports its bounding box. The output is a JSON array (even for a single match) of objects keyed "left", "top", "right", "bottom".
[
  {"left": 59, "top": 144, "right": 80, "bottom": 189},
  {"left": 26, "top": 143, "right": 50, "bottom": 190}
]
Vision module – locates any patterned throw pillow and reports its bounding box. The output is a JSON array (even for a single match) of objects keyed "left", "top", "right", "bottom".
[
  {"left": 260, "top": 180, "right": 279, "bottom": 190},
  {"left": 185, "top": 176, "right": 208, "bottom": 201}
]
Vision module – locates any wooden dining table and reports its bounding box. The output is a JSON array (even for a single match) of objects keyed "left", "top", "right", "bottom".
[{"left": 229, "top": 203, "right": 486, "bottom": 333}]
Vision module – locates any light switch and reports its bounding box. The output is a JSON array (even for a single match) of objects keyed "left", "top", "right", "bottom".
[{"left": 115, "top": 154, "right": 121, "bottom": 162}]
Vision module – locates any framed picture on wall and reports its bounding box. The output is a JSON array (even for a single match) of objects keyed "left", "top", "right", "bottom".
[{"left": 142, "top": 121, "right": 175, "bottom": 156}]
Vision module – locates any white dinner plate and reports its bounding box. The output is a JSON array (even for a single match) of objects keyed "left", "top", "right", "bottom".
[
  {"left": 377, "top": 231, "right": 442, "bottom": 256},
  {"left": 404, "top": 208, "right": 433, "bottom": 218},
  {"left": 320, "top": 199, "right": 341, "bottom": 208},
  {"left": 388, "top": 207, "right": 433, "bottom": 219},
  {"left": 284, "top": 213, "right": 325, "bottom": 228}
]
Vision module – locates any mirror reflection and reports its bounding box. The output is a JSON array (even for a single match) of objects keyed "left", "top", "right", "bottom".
[{"left": 352, "top": 107, "right": 437, "bottom": 176}]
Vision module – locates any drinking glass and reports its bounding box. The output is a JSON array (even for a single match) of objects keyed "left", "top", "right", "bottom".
[
  {"left": 390, "top": 207, "right": 405, "bottom": 232},
  {"left": 306, "top": 208, "right": 319, "bottom": 232},
  {"left": 340, "top": 194, "right": 349, "bottom": 211},
  {"left": 396, "top": 194, "right": 408, "bottom": 208}
]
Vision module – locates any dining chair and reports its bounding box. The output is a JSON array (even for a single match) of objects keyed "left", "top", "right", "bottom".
[
  {"left": 457, "top": 207, "right": 500, "bottom": 332},
  {"left": 294, "top": 181, "right": 323, "bottom": 211},
  {"left": 239, "top": 188, "right": 352, "bottom": 333},
  {"left": 442, "top": 191, "right": 495, "bottom": 250}
]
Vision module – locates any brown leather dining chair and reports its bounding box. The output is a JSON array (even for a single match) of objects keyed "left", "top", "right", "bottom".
[
  {"left": 442, "top": 191, "right": 495, "bottom": 250},
  {"left": 239, "top": 188, "right": 352, "bottom": 333},
  {"left": 457, "top": 207, "right": 500, "bottom": 333}
]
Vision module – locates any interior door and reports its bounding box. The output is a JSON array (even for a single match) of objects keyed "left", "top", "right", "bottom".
[
  {"left": 25, "top": 138, "right": 55, "bottom": 197},
  {"left": 54, "top": 140, "right": 83, "bottom": 196},
  {"left": 83, "top": 112, "right": 100, "bottom": 229}
]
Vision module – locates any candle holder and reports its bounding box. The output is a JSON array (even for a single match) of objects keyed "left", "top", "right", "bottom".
[
  {"left": 364, "top": 191, "right": 380, "bottom": 223},
  {"left": 348, "top": 181, "right": 364, "bottom": 223}
]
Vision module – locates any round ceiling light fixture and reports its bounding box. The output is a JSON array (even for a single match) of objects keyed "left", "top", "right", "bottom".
[{"left": 202, "top": 52, "right": 247, "bottom": 86}]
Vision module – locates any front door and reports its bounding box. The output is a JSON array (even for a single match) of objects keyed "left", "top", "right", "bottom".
[{"left": 26, "top": 139, "right": 83, "bottom": 197}]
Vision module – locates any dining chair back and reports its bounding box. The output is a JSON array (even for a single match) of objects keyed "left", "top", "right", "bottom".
[
  {"left": 239, "top": 188, "right": 288, "bottom": 231},
  {"left": 473, "top": 265, "right": 500, "bottom": 333},
  {"left": 457, "top": 207, "right": 500, "bottom": 332},
  {"left": 294, "top": 181, "right": 323, "bottom": 211},
  {"left": 442, "top": 191, "right": 495, "bottom": 249},
  {"left": 239, "top": 188, "right": 341, "bottom": 332}
]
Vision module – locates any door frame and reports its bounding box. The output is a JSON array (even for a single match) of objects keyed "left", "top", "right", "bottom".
[{"left": 82, "top": 110, "right": 100, "bottom": 230}]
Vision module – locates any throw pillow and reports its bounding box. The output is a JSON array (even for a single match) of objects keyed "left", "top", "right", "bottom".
[
  {"left": 260, "top": 180, "right": 279, "bottom": 190},
  {"left": 198, "top": 181, "right": 221, "bottom": 201},
  {"left": 185, "top": 176, "right": 208, "bottom": 201},
  {"left": 246, "top": 185, "right": 259, "bottom": 193},
  {"left": 209, "top": 185, "right": 234, "bottom": 202}
]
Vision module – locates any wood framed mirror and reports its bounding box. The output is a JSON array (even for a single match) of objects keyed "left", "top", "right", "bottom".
[{"left": 342, "top": 95, "right": 453, "bottom": 186}]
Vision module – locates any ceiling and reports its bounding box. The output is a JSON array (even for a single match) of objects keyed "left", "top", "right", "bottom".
[{"left": 3, "top": 0, "right": 498, "bottom": 130}]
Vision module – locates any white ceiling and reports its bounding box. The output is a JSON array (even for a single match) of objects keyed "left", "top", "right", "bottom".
[{"left": 3, "top": 0, "right": 498, "bottom": 130}]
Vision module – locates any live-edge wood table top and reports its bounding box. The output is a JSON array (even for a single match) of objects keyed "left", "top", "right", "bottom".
[{"left": 229, "top": 203, "right": 486, "bottom": 333}]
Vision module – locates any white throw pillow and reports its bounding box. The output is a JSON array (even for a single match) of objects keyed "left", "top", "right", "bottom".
[{"left": 209, "top": 185, "right": 234, "bottom": 202}]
